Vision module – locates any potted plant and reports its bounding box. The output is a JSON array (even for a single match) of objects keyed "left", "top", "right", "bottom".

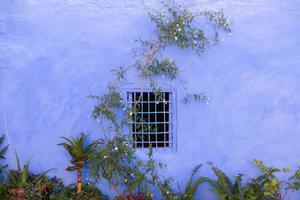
[
  {"left": 58, "top": 132, "right": 101, "bottom": 194},
  {"left": 7, "top": 153, "right": 52, "bottom": 199},
  {"left": 7, "top": 170, "right": 26, "bottom": 198}
]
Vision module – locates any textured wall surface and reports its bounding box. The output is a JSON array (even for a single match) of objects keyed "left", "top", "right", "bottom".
[{"left": 1, "top": 0, "right": 300, "bottom": 199}]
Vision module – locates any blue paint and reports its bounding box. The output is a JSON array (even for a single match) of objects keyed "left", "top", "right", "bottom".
[{"left": 1, "top": 0, "right": 300, "bottom": 199}]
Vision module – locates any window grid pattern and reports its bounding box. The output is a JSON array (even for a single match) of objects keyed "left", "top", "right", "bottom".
[{"left": 127, "top": 92, "right": 173, "bottom": 148}]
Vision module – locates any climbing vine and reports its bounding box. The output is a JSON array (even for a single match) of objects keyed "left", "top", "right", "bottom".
[
  {"left": 88, "top": 2, "right": 231, "bottom": 198},
  {"left": 89, "top": 2, "right": 231, "bottom": 139}
]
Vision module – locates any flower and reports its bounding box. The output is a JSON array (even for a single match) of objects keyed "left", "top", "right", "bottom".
[
  {"left": 115, "top": 147, "right": 118, "bottom": 151},
  {"left": 166, "top": 190, "right": 170, "bottom": 194},
  {"left": 103, "top": 155, "right": 107, "bottom": 158},
  {"left": 174, "top": 36, "right": 178, "bottom": 41},
  {"left": 178, "top": 28, "right": 181, "bottom": 31},
  {"left": 129, "top": 112, "right": 133, "bottom": 115},
  {"left": 176, "top": 24, "right": 179, "bottom": 27},
  {"left": 124, "top": 179, "right": 127, "bottom": 182}
]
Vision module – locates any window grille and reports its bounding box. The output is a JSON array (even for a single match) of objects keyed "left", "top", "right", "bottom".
[{"left": 127, "top": 92, "right": 173, "bottom": 148}]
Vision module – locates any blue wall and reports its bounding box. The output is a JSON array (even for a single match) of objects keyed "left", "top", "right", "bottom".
[{"left": 1, "top": 0, "right": 300, "bottom": 199}]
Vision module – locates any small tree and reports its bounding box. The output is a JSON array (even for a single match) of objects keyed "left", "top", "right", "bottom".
[{"left": 58, "top": 133, "right": 100, "bottom": 194}]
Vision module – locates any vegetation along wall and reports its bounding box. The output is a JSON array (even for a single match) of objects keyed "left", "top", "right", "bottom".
[{"left": 1, "top": 0, "right": 300, "bottom": 199}]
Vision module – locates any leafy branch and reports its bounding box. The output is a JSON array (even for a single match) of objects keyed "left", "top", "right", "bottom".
[{"left": 89, "top": 2, "right": 231, "bottom": 139}]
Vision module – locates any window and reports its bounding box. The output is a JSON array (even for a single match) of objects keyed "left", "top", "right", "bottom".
[{"left": 127, "top": 91, "right": 173, "bottom": 148}]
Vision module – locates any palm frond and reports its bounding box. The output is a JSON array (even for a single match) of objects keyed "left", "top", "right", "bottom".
[
  {"left": 58, "top": 132, "right": 100, "bottom": 170},
  {"left": 59, "top": 136, "right": 75, "bottom": 146},
  {"left": 0, "top": 164, "right": 8, "bottom": 172},
  {"left": 0, "top": 144, "right": 8, "bottom": 159},
  {"left": 0, "top": 134, "right": 8, "bottom": 172}
]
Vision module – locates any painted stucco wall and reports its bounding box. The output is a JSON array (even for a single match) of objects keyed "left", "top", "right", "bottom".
[{"left": 1, "top": 0, "right": 300, "bottom": 199}]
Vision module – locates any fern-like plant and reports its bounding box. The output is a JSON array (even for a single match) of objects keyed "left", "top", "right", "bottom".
[{"left": 58, "top": 133, "right": 100, "bottom": 194}]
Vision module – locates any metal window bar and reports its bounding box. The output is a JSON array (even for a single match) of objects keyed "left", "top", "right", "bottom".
[{"left": 127, "top": 91, "right": 172, "bottom": 148}]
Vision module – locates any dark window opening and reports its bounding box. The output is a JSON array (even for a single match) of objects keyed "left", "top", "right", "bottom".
[{"left": 127, "top": 92, "right": 172, "bottom": 148}]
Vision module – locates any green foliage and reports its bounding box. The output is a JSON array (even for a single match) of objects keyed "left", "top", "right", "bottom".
[
  {"left": 204, "top": 163, "right": 247, "bottom": 200},
  {"left": 160, "top": 165, "right": 207, "bottom": 200},
  {"left": 144, "top": 58, "right": 178, "bottom": 80},
  {"left": 21, "top": 174, "right": 108, "bottom": 200},
  {"left": 148, "top": 2, "right": 231, "bottom": 54},
  {"left": 8, "top": 154, "right": 32, "bottom": 188},
  {"left": 203, "top": 161, "right": 300, "bottom": 200},
  {"left": 287, "top": 167, "right": 300, "bottom": 191},
  {"left": 89, "top": 136, "right": 164, "bottom": 199},
  {"left": 58, "top": 133, "right": 101, "bottom": 171},
  {"left": 89, "top": 2, "right": 232, "bottom": 135},
  {"left": 111, "top": 67, "right": 127, "bottom": 82},
  {"left": 87, "top": 5, "right": 232, "bottom": 198},
  {"left": 24, "top": 172, "right": 51, "bottom": 199},
  {"left": 251, "top": 159, "right": 282, "bottom": 199},
  {"left": 159, "top": 178, "right": 180, "bottom": 200},
  {"left": 88, "top": 84, "right": 124, "bottom": 125},
  {"left": 0, "top": 182, "right": 11, "bottom": 199},
  {"left": 243, "top": 159, "right": 297, "bottom": 200},
  {"left": 180, "top": 165, "right": 208, "bottom": 200},
  {"left": 8, "top": 153, "right": 52, "bottom": 188},
  {"left": 1, "top": 170, "right": 109, "bottom": 200},
  {"left": 48, "top": 182, "right": 109, "bottom": 200},
  {"left": 0, "top": 134, "right": 9, "bottom": 175}
]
